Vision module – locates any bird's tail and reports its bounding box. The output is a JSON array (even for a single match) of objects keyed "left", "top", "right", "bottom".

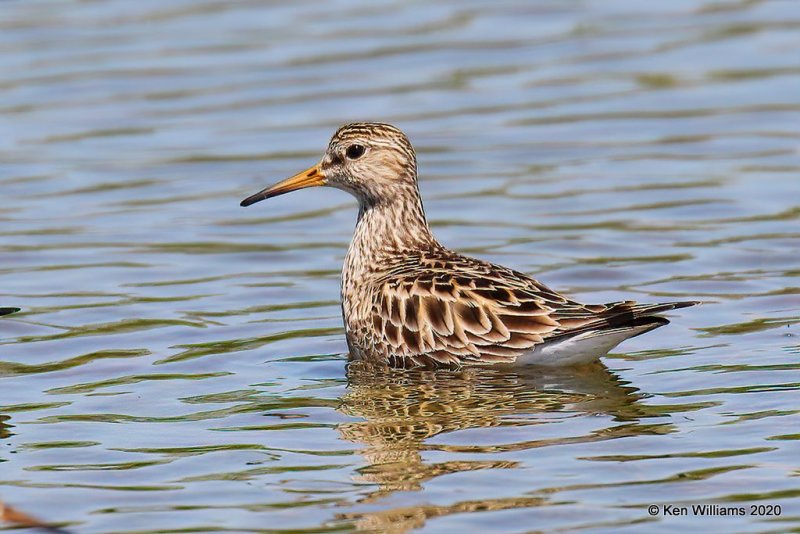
[{"left": 551, "top": 300, "right": 699, "bottom": 341}]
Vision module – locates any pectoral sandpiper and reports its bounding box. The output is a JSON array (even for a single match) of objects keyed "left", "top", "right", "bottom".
[{"left": 241, "top": 123, "right": 697, "bottom": 368}]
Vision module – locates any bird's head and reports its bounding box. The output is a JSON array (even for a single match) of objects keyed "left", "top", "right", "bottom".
[{"left": 241, "top": 122, "right": 418, "bottom": 208}]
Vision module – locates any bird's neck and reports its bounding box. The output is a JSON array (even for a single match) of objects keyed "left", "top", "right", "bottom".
[
  {"left": 358, "top": 192, "right": 434, "bottom": 255},
  {"left": 345, "top": 186, "right": 436, "bottom": 276}
]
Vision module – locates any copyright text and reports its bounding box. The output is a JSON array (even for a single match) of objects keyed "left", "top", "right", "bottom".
[{"left": 647, "top": 504, "right": 781, "bottom": 517}]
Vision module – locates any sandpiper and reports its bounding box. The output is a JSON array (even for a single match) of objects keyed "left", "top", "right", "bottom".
[{"left": 241, "top": 123, "right": 697, "bottom": 367}]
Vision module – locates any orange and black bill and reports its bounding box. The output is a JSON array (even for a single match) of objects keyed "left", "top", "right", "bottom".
[{"left": 240, "top": 164, "right": 326, "bottom": 207}]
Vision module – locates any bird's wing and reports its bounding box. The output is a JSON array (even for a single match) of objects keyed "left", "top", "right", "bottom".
[
  {"left": 370, "top": 252, "right": 589, "bottom": 367},
  {"left": 372, "top": 274, "right": 556, "bottom": 366},
  {"left": 371, "top": 253, "right": 696, "bottom": 367}
]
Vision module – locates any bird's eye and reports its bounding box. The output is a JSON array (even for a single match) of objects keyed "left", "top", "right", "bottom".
[{"left": 345, "top": 144, "right": 366, "bottom": 160}]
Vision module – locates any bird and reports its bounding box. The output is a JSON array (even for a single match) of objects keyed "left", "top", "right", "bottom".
[{"left": 241, "top": 122, "right": 697, "bottom": 368}]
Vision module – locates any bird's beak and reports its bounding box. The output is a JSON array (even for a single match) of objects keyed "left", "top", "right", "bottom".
[{"left": 240, "top": 164, "right": 326, "bottom": 207}]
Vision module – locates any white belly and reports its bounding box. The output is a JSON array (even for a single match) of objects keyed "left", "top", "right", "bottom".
[{"left": 512, "top": 323, "right": 658, "bottom": 366}]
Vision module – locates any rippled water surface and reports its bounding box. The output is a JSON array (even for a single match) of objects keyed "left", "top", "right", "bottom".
[{"left": 1, "top": 1, "right": 799, "bottom": 532}]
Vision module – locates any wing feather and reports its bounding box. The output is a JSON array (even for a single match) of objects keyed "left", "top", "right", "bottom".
[
  {"left": 374, "top": 271, "right": 563, "bottom": 365},
  {"left": 367, "top": 249, "right": 697, "bottom": 367}
]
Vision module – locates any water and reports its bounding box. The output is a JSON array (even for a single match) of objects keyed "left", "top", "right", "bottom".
[{"left": 1, "top": 0, "right": 799, "bottom": 532}]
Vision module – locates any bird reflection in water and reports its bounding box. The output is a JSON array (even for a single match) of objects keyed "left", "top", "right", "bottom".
[{"left": 335, "top": 360, "right": 667, "bottom": 531}]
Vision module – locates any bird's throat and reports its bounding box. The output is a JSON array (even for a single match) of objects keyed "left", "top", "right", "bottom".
[{"left": 351, "top": 192, "right": 434, "bottom": 261}]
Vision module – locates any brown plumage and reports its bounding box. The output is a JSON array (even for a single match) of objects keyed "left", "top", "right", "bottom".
[{"left": 241, "top": 122, "right": 698, "bottom": 368}]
